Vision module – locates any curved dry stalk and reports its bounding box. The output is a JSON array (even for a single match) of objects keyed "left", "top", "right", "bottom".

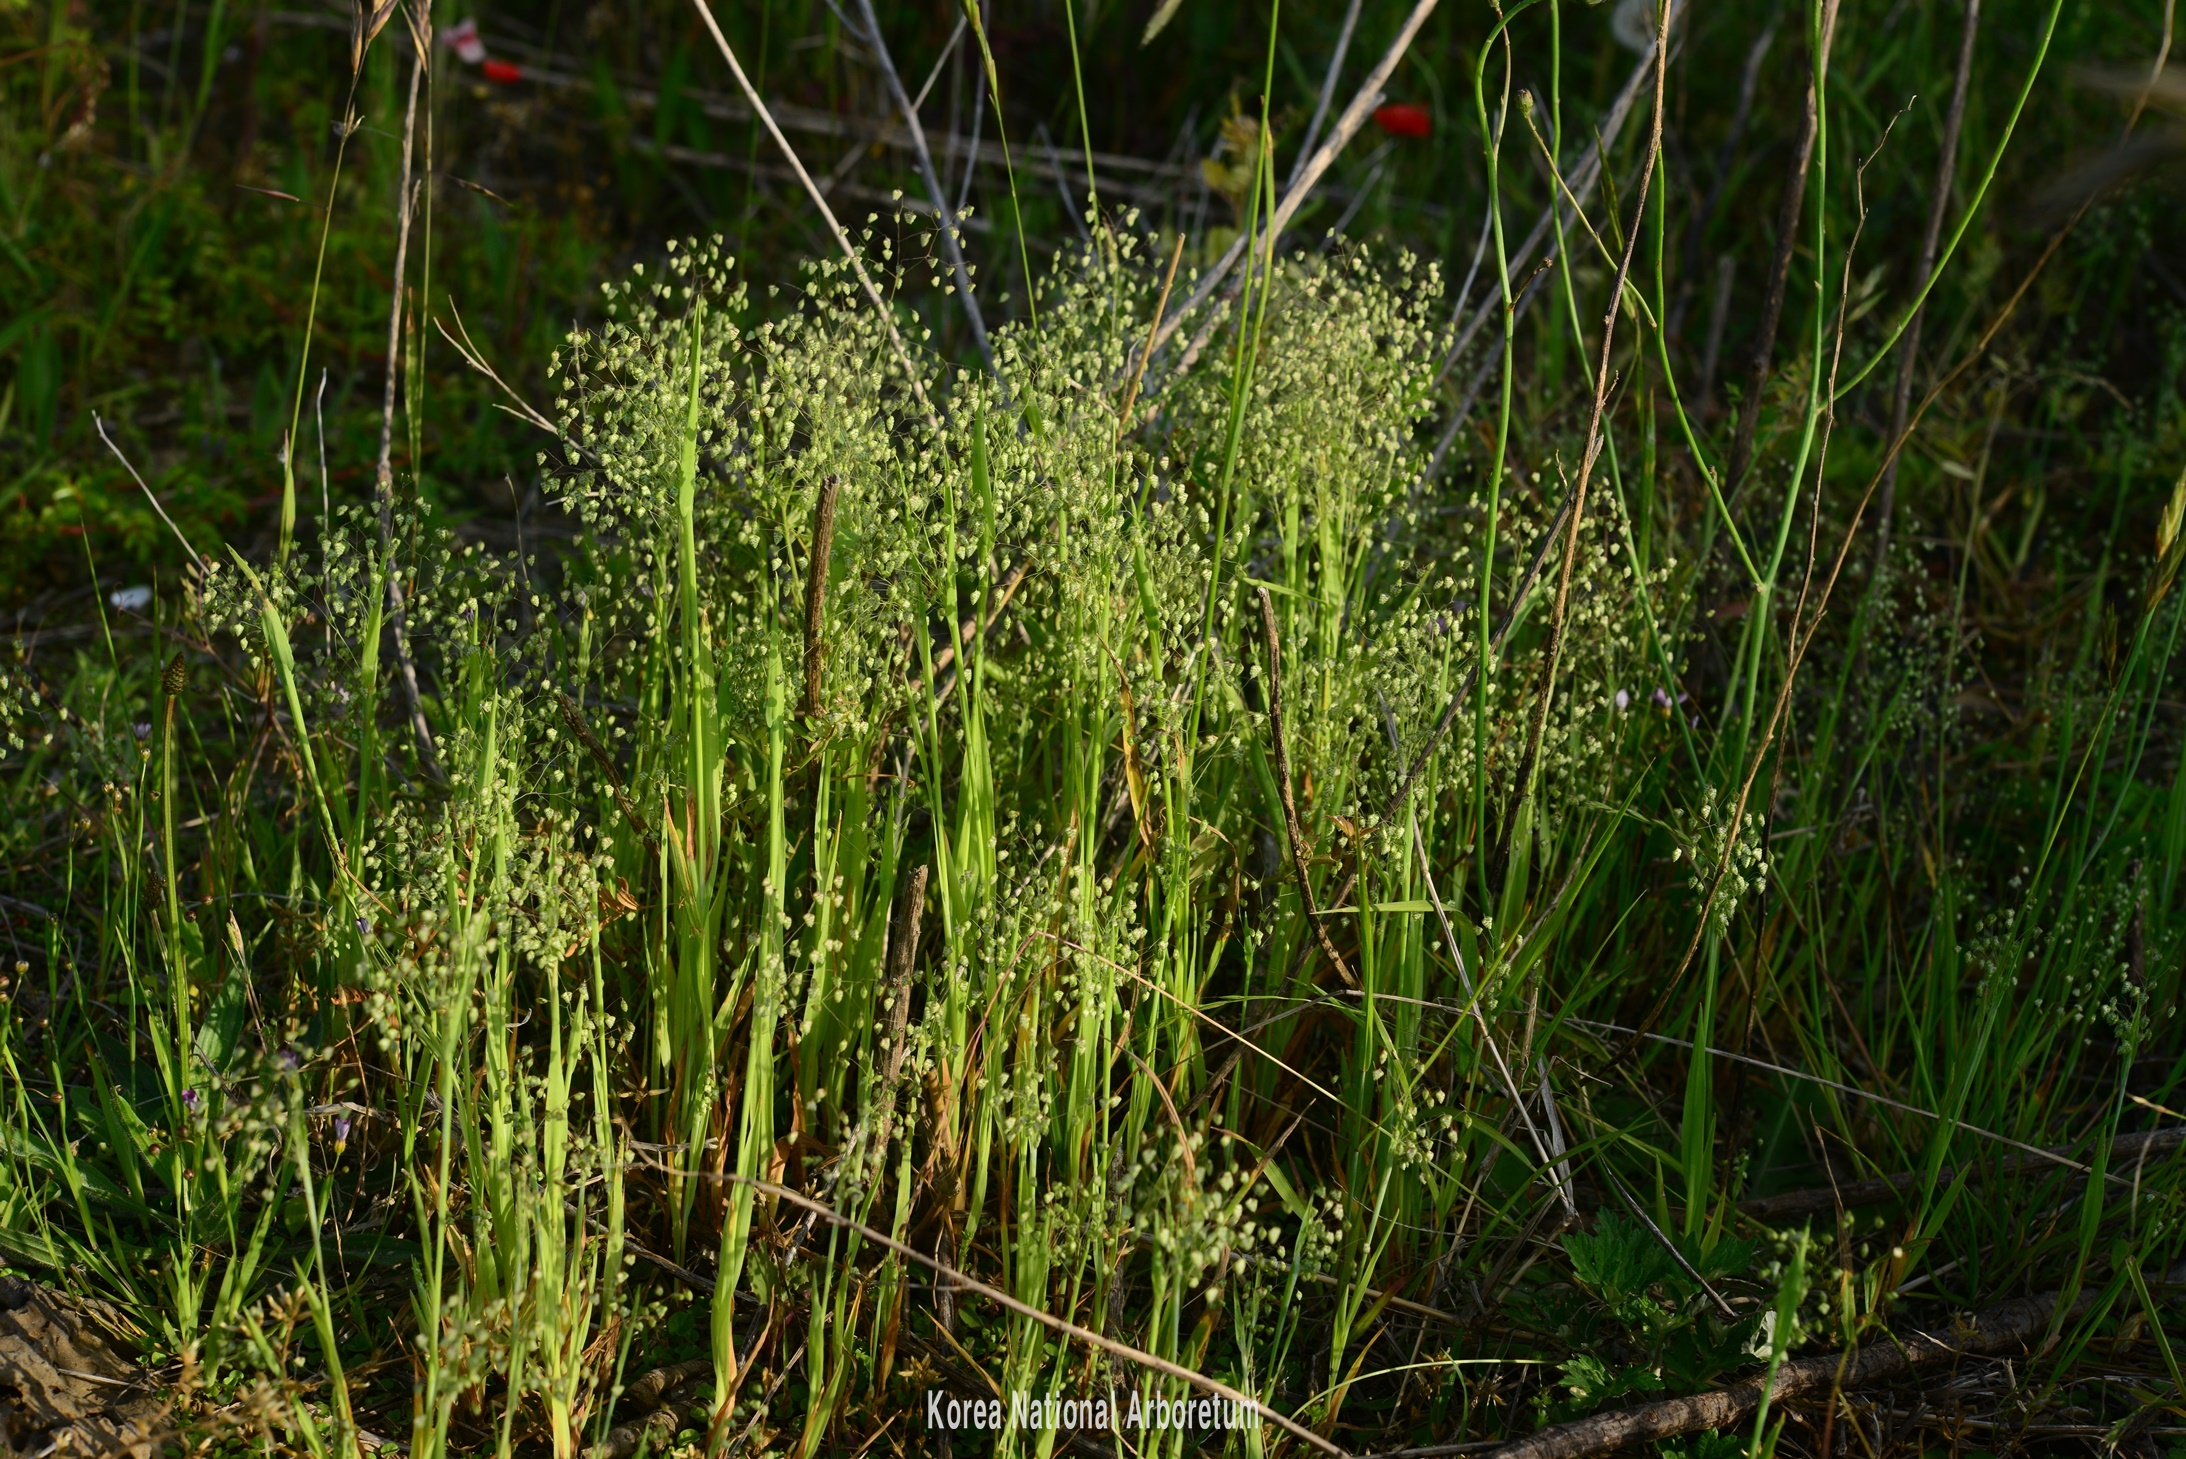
[
  {"left": 435, "top": 303, "right": 596, "bottom": 460},
  {"left": 94, "top": 416, "right": 205, "bottom": 576},
  {"left": 1115, "top": 234, "right": 1186, "bottom": 446}
]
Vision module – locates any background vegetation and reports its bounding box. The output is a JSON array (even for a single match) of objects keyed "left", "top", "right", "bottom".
[{"left": 3, "top": 0, "right": 2186, "bottom": 1456}]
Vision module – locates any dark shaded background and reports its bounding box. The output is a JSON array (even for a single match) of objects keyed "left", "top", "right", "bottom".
[{"left": 2, "top": 0, "right": 2180, "bottom": 621}]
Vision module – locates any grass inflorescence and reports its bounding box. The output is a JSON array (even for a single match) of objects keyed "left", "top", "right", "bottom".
[{"left": 4, "top": 1, "right": 2186, "bottom": 1457}]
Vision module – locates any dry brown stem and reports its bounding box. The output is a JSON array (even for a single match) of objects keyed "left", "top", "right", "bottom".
[
  {"left": 801, "top": 475, "right": 841, "bottom": 725},
  {"left": 1258, "top": 586, "right": 1356, "bottom": 989}
]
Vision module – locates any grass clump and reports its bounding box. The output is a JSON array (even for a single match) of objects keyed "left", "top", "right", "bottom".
[{"left": 4, "top": 1, "right": 2186, "bottom": 1457}]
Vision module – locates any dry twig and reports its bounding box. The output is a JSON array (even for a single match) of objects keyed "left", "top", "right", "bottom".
[
  {"left": 845, "top": 0, "right": 993, "bottom": 369},
  {"left": 688, "top": 0, "right": 936, "bottom": 426},
  {"left": 372, "top": 6, "right": 444, "bottom": 784},
  {"left": 1146, "top": 0, "right": 1442, "bottom": 362},
  {"left": 1477, "top": 1268, "right": 2185, "bottom": 1459}
]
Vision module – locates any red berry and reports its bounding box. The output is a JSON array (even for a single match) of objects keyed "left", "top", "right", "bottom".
[{"left": 482, "top": 58, "right": 524, "bottom": 85}]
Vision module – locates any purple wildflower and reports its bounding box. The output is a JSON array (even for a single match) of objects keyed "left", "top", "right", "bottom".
[{"left": 180, "top": 1087, "right": 202, "bottom": 1115}]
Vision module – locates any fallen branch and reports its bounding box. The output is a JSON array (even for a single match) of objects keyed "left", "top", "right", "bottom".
[
  {"left": 1479, "top": 1266, "right": 2184, "bottom": 1459},
  {"left": 583, "top": 1350, "right": 795, "bottom": 1459},
  {"left": 618, "top": 1358, "right": 713, "bottom": 1415}
]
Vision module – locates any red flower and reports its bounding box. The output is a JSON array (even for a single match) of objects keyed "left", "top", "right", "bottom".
[
  {"left": 1373, "top": 102, "right": 1431, "bottom": 139},
  {"left": 482, "top": 58, "right": 524, "bottom": 85}
]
